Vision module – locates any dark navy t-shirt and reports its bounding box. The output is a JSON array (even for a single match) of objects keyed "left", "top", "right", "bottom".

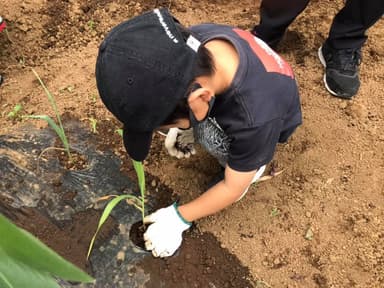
[{"left": 190, "top": 24, "right": 302, "bottom": 172}]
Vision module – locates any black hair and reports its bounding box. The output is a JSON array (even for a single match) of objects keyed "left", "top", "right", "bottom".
[
  {"left": 161, "top": 25, "right": 215, "bottom": 126},
  {"left": 176, "top": 22, "right": 215, "bottom": 79}
]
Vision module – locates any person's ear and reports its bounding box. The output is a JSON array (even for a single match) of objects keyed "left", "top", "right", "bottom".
[
  {"left": 188, "top": 86, "right": 214, "bottom": 105},
  {"left": 187, "top": 85, "right": 215, "bottom": 121}
]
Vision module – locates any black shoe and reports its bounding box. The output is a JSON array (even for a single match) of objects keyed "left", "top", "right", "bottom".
[
  {"left": 318, "top": 43, "right": 361, "bottom": 99},
  {"left": 0, "top": 75, "right": 3, "bottom": 86}
]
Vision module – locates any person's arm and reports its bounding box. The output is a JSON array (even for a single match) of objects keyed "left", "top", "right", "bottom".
[
  {"left": 178, "top": 165, "right": 258, "bottom": 222},
  {"left": 143, "top": 166, "right": 261, "bottom": 258}
]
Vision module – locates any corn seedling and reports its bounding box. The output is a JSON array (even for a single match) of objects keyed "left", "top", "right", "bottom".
[
  {"left": 24, "top": 68, "right": 71, "bottom": 161},
  {"left": 87, "top": 160, "right": 146, "bottom": 259},
  {"left": 7, "top": 103, "right": 23, "bottom": 120}
]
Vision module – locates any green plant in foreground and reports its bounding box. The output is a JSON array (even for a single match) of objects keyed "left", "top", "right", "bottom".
[
  {"left": 24, "top": 68, "right": 71, "bottom": 161},
  {"left": 0, "top": 214, "right": 93, "bottom": 288},
  {"left": 87, "top": 159, "right": 146, "bottom": 259},
  {"left": 7, "top": 104, "right": 23, "bottom": 120}
]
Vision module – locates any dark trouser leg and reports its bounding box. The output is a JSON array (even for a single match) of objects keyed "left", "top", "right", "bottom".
[
  {"left": 252, "top": 0, "right": 310, "bottom": 47},
  {"left": 326, "top": 0, "right": 384, "bottom": 49}
]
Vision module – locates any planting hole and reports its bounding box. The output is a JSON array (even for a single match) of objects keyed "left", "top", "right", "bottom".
[
  {"left": 57, "top": 149, "right": 88, "bottom": 170},
  {"left": 129, "top": 220, "right": 150, "bottom": 251}
]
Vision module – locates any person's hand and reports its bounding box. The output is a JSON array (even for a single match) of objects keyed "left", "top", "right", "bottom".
[
  {"left": 165, "top": 128, "right": 196, "bottom": 159},
  {"left": 143, "top": 203, "right": 191, "bottom": 258}
]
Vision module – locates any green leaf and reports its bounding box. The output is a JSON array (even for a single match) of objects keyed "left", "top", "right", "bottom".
[
  {"left": 23, "top": 115, "right": 69, "bottom": 153},
  {"left": 31, "top": 69, "right": 62, "bottom": 128},
  {"left": 132, "top": 160, "right": 145, "bottom": 198},
  {"left": 13, "top": 104, "right": 23, "bottom": 113},
  {"left": 7, "top": 104, "right": 23, "bottom": 119},
  {"left": 30, "top": 68, "right": 71, "bottom": 160},
  {"left": 115, "top": 128, "right": 123, "bottom": 137},
  {"left": 0, "top": 215, "right": 94, "bottom": 287},
  {"left": 0, "top": 250, "right": 61, "bottom": 288},
  {"left": 270, "top": 207, "right": 280, "bottom": 217},
  {"left": 87, "top": 194, "right": 141, "bottom": 259}
]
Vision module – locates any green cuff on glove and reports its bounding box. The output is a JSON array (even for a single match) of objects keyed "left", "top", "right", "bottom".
[{"left": 173, "top": 203, "right": 192, "bottom": 226}]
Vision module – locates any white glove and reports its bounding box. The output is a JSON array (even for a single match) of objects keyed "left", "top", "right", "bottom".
[
  {"left": 143, "top": 203, "right": 191, "bottom": 258},
  {"left": 165, "top": 128, "right": 196, "bottom": 159}
]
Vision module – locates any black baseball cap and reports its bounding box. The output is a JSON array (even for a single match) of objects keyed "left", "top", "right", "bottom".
[{"left": 96, "top": 8, "right": 201, "bottom": 161}]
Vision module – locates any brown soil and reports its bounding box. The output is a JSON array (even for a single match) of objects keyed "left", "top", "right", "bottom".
[{"left": 1, "top": 0, "right": 384, "bottom": 287}]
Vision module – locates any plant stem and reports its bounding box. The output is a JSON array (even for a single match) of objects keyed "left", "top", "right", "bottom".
[
  {"left": 132, "top": 160, "right": 146, "bottom": 222},
  {"left": 31, "top": 68, "right": 72, "bottom": 161}
]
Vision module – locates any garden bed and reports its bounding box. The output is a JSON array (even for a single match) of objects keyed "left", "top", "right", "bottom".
[{"left": 1, "top": 0, "right": 383, "bottom": 287}]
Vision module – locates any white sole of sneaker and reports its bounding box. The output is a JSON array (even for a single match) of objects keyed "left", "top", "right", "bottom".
[
  {"left": 236, "top": 165, "right": 267, "bottom": 202},
  {"left": 317, "top": 46, "right": 339, "bottom": 97}
]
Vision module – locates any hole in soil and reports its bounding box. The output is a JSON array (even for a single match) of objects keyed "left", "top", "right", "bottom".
[
  {"left": 129, "top": 220, "right": 150, "bottom": 251},
  {"left": 36, "top": 146, "right": 89, "bottom": 171},
  {"left": 56, "top": 149, "right": 88, "bottom": 170}
]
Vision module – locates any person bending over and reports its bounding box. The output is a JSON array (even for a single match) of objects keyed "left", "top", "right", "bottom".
[{"left": 96, "top": 8, "right": 302, "bottom": 258}]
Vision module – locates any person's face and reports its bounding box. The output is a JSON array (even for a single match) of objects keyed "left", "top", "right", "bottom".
[{"left": 157, "top": 82, "right": 215, "bottom": 131}]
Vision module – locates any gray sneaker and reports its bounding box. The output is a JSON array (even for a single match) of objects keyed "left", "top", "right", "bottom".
[{"left": 318, "top": 42, "right": 361, "bottom": 99}]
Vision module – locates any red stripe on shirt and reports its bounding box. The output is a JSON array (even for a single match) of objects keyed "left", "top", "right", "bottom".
[
  {"left": 0, "top": 21, "right": 6, "bottom": 33},
  {"left": 233, "top": 28, "right": 293, "bottom": 78}
]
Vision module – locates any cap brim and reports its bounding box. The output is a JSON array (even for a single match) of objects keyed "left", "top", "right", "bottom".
[{"left": 123, "top": 127, "right": 153, "bottom": 161}]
